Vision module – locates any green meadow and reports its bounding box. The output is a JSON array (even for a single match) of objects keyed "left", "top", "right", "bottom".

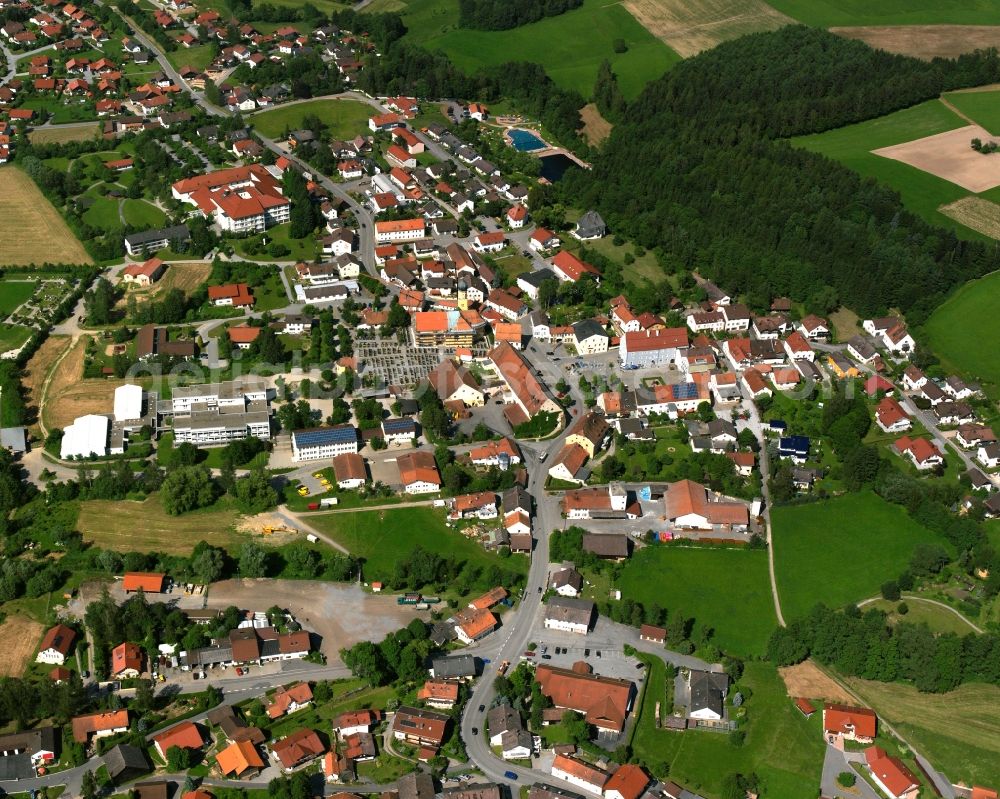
[{"left": 765, "top": 0, "right": 1000, "bottom": 27}]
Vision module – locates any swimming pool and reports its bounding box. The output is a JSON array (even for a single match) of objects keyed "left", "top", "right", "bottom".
[{"left": 508, "top": 129, "right": 546, "bottom": 152}]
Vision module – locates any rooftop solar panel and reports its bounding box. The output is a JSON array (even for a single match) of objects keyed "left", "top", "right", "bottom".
[{"left": 294, "top": 426, "right": 356, "bottom": 446}]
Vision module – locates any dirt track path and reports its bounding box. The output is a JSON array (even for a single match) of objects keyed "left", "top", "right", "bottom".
[
  {"left": 36, "top": 336, "right": 79, "bottom": 438},
  {"left": 939, "top": 95, "right": 978, "bottom": 127}
]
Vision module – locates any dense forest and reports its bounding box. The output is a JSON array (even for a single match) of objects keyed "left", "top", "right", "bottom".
[
  {"left": 457, "top": 0, "right": 582, "bottom": 30},
  {"left": 563, "top": 27, "right": 1000, "bottom": 321},
  {"left": 768, "top": 603, "right": 1000, "bottom": 693}
]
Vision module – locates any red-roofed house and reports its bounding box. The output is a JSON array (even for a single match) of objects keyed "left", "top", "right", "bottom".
[
  {"left": 893, "top": 435, "right": 943, "bottom": 470},
  {"left": 604, "top": 764, "right": 650, "bottom": 799},
  {"left": 864, "top": 746, "right": 919, "bottom": 799},
  {"left": 876, "top": 397, "right": 911, "bottom": 433},
  {"left": 111, "top": 642, "right": 144, "bottom": 678},
  {"left": 823, "top": 704, "right": 877, "bottom": 746},
  {"left": 36, "top": 624, "right": 76, "bottom": 665},
  {"left": 122, "top": 257, "right": 165, "bottom": 287},
  {"left": 208, "top": 283, "right": 254, "bottom": 308},
  {"left": 551, "top": 250, "right": 600, "bottom": 283},
  {"left": 154, "top": 721, "right": 204, "bottom": 759}
]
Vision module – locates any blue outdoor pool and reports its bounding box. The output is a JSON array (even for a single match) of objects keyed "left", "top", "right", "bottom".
[{"left": 508, "top": 129, "right": 546, "bottom": 152}]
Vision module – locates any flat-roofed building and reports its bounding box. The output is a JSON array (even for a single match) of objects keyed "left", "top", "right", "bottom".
[{"left": 291, "top": 425, "right": 359, "bottom": 461}]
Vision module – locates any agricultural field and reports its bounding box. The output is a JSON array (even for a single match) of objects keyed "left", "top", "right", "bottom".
[
  {"left": 792, "top": 99, "right": 990, "bottom": 238},
  {"left": 76, "top": 495, "right": 244, "bottom": 555},
  {"left": 0, "top": 280, "right": 36, "bottom": 316},
  {"left": 28, "top": 123, "right": 101, "bottom": 146},
  {"left": 250, "top": 98, "right": 373, "bottom": 140},
  {"left": 618, "top": 546, "right": 776, "bottom": 656},
  {"left": 938, "top": 197, "right": 1000, "bottom": 239},
  {"left": 833, "top": 26, "right": 1000, "bottom": 60},
  {"left": 633, "top": 659, "right": 825, "bottom": 799},
  {"left": 366, "top": 0, "right": 680, "bottom": 99},
  {"left": 845, "top": 676, "right": 1000, "bottom": 787},
  {"left": 764, "top": 0, "right": 1000, "bottom": 27},
  {"left": 622, "top": 0, "right": 793, "bottom": 58},
  {"left": 772, "top": 491, "right": 947, "bottom": 622},
  {"left": 0, "top": 167, "right": 92, "bottom": 266},
  {"left": 923, "top": 270, "right": 1000, "bottom": 395},
  {"left": 0, "top": 615, "right": 45, "bottom": 678},
  {"left": 306, "top": 506, "right": 527, "bottom": 584}
]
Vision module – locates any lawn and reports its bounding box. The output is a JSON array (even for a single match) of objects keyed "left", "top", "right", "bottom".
[
  {"left": 305, "top": 506, "right": 526, "bottom": 584},
  {"left": 633, "top": 659, "right": 825, "bottom": 799},
  {"left": 942, "top": 89, "right": 1000, "bottom": 136},
  {"left": 792, "top": 99, "right": 984, "bottom": 239},
  {"left": 0, "top": 324, "right": 33, "bottom": 355},
  {"left": 0, "top": 280, "right": 35, "bottom": 315},
  {"left": 865, "top": 598, "right": 978, "bottom": 635},
  {"left": 845, "top": 675, "right": 1000, "bottom": 787},
  {"left": 565, "top": 233, "right": 666, "bottom": 288},
  {"left": 166, "top": 42, "right": 217, "bottom": 71},
  {"left": 369, "top": 0, "right": 680, "bottom": 99},
  {"left": 764, "top": 0, "right": 1000, "bottom": 26},
  {"left": 923, "top": 270, "right": 1000, "bottom": 397},
  {"left": 250, "top": 98, "right": 373, "bottom": 140},
  {"left": 81, "top": 196, "right": 121, "bottom": 231},
  {"left": 121, "top": 199, "right": 167, "bottom": 229},
  {"left": 772, "top": 491, "right": 946, "bottom": 623},
  {"left": 233, "top": 222, "right": 320, "bottom": 263},
  {"left": 76, "top": 495, "right": 245, "bottom": 555},
  {"left": 618, "top": 546, "right": 776, "bottom": 657}
]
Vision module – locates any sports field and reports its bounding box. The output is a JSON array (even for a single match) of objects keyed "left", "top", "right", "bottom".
[
  {"left": 366, "top": 0, "right": 680, "bottom": 99},
  {"left": 251, "top": 98, "right": 373, "bottom": 140},
  {"left": 792, "top": 99, "right": 986, "bottom": 238},
  {"left": 619, "top": 546, "right": 776, "bottom": 656},
  {"left": 923, "top": 270, "right": 1000, "bottom": 394},
  {"left": 765, "top": 0, "right": 1000, "bottom": 27},
  {"left": 623, "top": 0, "right": 793, "bottom": 57},
  {"left": 0, "top": 280, "right": 35, "bottom": 315},
  {"left": 633, "top": 659, "right": 825, "bottom": 799},
  {"left": 77, "top": 495, "right": 244, "bottom": 555},
  {"left": 845, "top": 676, "right": 1000, "bottom": 786},
  {"left": 0, "top": 167, "right": 91, "bottom": 265},
  {"left": 306, "top": 506, "right": 526, "bottom": 583},
  {"left": 772, "top": 491, "right": 946, "bottom": 622}
]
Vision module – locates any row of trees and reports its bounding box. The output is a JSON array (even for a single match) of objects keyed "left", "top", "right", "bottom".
[
  {"left": 386, "top": 545, "right": 525, "bottom": 596},
  {"left": 768, "top": 603, "right": 1000, "bottom": 693}
]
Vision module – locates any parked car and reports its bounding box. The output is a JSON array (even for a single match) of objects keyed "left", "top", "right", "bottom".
[
  {"left": 472, "top": 727, "right": 478, "bottom": 735},
  {"left": 504, "top": 771, "right": 518, "bottom": 781},
  {"left": 478, "top": 704, "right": 485, "bottom": 712}
]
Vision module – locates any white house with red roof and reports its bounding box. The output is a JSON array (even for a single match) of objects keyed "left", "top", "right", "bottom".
[
  {"left": 893, "top": 436, "right": 943, "bottom": 470},
  {"left": 529, "top": 228, "right": 560, "bottom": 252},
  {"left": 875, "top": 397, "right": 911, "bottom": 433},
  {"left": 551, "top": 250, "right": 600, "bottom": 283},
  {"left": 506, "top": 204, "right": 527, "bottom": 228}
]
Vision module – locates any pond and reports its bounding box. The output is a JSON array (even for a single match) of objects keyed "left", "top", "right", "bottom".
[
  {"left": 508, "top": 129, "right": 546, "bottom": 152},
  {"left": 539, "top": 153, "right": 578, "bottom": 183}
]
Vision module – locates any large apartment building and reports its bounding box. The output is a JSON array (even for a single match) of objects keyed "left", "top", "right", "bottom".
[{"left": 172, "top": 165, "right": 291, "bottom": 234}]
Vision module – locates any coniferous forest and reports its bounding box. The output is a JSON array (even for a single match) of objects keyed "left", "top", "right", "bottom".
[{"left": 563, "top": 27, "right": 1000, "bottom": 322}]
